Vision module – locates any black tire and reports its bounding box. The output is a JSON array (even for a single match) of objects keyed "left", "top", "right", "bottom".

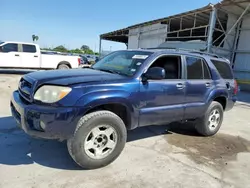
[
  {"left": 58, "top": 63, "right": 70, "bottom": 69},
  {"left": 195, "top": 101, "right": 224, "bottom": 136},
  {"left": 67, "top": 110, "right": 127, "bottom": 169}
]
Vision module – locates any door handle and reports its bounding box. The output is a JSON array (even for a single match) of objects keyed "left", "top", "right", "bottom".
[
  {"left": 205, "top": 82, "right": 211, "bottom": 88},
  {"left": 34, "top": 55, "right": 38, "bottom": 57},
  {"left": 226, "top": 82, "right": 231, "bottom": 90},
  {"left": 15, "top": 54, "right": 19, "bottom": 57},
  {"left": 176, "top": 83, "right": 184, "bottom": 89}
]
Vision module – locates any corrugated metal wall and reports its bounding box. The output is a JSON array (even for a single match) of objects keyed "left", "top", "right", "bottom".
[
  {"left": 233, "top": 16, "right": 250, "bottom": 91},
  {"left": 128, "top": 23, "right": 168, "bottom": 49}
]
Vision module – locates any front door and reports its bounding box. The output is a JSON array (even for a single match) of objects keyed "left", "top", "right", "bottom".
[
  {"left": 138, "top": 55, "right": 185, "bottom": 126},
  {"left": 0, "top": 43, "right": 21, "bottom": 67}
]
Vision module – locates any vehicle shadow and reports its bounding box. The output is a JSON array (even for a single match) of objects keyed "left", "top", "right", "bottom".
[
  {"left": 0, "top": 116, "right": 81, "bottom": 170},
  {"left": 0, "top": 116, "right": 198, "bottom": 170}
]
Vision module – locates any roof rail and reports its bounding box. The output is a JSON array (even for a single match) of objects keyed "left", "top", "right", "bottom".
[{"left": 142, "top": 47, "right": 227, "bottom": 59}]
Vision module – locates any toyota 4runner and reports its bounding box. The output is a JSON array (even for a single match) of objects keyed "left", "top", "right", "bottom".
[{"left": 10, "top": 48, "right": 238, "bottom": 169}]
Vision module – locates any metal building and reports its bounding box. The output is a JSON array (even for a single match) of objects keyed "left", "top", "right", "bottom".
[{"left": 100, "top": 0, "right": 250, "bottom": 91}]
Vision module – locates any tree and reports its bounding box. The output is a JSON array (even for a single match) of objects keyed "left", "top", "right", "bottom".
[
  {"left": 32, "top": 34, "right": 39, "bottom": 42},
  {"left": 84, "top": 48, "right": 94, "bottom": 54},
  {"left": 70, "top": 48, "right": 83, "bottom": 54},
  {"left": 80, "top": 45, "right": 90, "bottom": 51},
  {"left": 53, "top": 45, "right": 68, "bottom": 52}
]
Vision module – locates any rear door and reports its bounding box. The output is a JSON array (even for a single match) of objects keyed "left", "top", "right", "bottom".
[
  {"left": 184, "top": 55, "right": 214, "bottom": 119},
  {"left": 20, "top": 44, "right": 40, "bottom": 68}
]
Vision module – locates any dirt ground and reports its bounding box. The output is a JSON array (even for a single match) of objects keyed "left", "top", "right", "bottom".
[{"left": 0, "top": 71, "right": 250, "bottom": 188}]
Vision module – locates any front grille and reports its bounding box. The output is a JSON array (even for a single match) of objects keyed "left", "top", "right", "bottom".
[{"left": 18, "top": 78, "right": 33, "bottom": 102}]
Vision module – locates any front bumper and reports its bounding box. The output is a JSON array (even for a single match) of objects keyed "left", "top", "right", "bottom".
[{"left": 10, "top": 90, "right": 83, "bottom": 141}]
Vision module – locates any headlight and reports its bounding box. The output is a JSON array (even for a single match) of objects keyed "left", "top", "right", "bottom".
[{"left": 34, "top": 85, "right": 72, "bottom": 103}]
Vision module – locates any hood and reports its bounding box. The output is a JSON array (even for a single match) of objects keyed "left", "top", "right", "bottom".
[{"left": 24, "top": 68, "right": 127, "bottom": 86}]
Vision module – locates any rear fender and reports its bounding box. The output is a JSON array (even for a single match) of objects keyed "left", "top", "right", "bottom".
[{"left": 206, "top": 89, "right": 228, "bottom": 109}]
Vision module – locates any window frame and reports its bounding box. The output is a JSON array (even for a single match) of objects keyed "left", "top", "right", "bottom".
[
  {"left": 142, "top": 54, "right": 184, "bottom": 81},
  {"left": 184, "top": 55, "right": 212, "bottom": 80},
  {"left": 202, "top": 59, "right": 212, "bottom": 80}
]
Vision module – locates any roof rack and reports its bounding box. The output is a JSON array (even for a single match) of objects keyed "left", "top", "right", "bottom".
[{"left": 142, "top": 47, "right": 227, "bottom": 60}]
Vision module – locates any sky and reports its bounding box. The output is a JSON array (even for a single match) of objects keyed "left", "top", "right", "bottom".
[{"left": 1, "top": 0, "right": 220, "bottom": 52}]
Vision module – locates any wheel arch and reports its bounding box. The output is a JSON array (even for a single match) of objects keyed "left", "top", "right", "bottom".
[
  {"left": 83, "top": 101, "right": 135, "bottom": 130},
  {"left": 57, "top": 61, "right": 71, "bottom": 69}
]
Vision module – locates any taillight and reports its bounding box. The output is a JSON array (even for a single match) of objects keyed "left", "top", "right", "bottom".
[
  {"left": 234, "top": 79, "right": 238, "bottom": 95},
  {"left": 78, "top": 57, "right": 81, "bottom": 66}
]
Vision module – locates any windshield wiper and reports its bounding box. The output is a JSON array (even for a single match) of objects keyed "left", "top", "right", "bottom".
[{"left": 96, "top": 68, "right": 128, "bottom": 76}]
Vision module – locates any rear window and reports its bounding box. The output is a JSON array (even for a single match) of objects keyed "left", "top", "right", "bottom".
[{"left": 211, "top": 60, "right": 233, "bottom": 79}]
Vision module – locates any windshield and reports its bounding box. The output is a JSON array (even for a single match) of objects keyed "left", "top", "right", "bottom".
[
  {"left": 0, "top": 41, "right": 4, "bottom": 46},
  {"left": 92, "top": 50, "right": 153, "bottom": 76}
]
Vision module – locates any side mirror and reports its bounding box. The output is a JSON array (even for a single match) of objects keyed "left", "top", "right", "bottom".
[{"left": 143, "top": 67, "right": 165, "bottom": 81}]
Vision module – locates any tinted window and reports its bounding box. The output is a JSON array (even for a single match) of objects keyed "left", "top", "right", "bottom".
[
  {"left": 22, "top": 44, "right": 37, "bottom": 53},
  {"left": 203, "top": 60, "right": 211, "bottom": 79},
  {"left": 186, "top": 56, "right": 203, "bottom": 79},
  {"left": 211, "top": 60, "right": 233, "bottom": 79},
  {"left": 2, "top": 43, "right": 18, "bottom": 52}
]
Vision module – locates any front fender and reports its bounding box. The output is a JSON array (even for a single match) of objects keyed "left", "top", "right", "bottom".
[{"left": 75, "top": 89, "right": 139, "bottom": 129}]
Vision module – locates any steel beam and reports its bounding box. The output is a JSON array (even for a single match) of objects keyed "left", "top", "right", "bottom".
[
  {"left": 218, "top": 3, "right": 250, "bottom": 48},
  {"left": 99, "top": 36, "right": 102, "bottom": 57},
  {"left": 207, "top": 6, "right": 217, "bottom": 52}
]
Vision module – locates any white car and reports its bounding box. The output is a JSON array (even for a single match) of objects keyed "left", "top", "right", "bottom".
[{"left": 0, "top": 41, "right": 81, "bottom": 69}]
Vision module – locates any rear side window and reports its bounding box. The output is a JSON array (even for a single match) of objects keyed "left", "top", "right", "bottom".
[
  {"left": 22, "top": 44, "right": 37, "bottom": 53},
  {"left": 211, "top": 60, "right": 233, "bottom": 79},
  {"left": 186, "top": 56, "right": 211, "bottom": 80},
  {"left": 186, "top": 57, "right": 203, "bottom": 79}
]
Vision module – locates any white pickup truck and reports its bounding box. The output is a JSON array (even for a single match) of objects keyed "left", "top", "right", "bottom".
[{"left": 0, "top": 41, "right": 81, "bottom": 69}]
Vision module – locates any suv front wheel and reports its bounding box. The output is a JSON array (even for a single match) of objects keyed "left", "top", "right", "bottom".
[
  {"left": 195, "top": 101, "right": 224, "bottom": 136},
  {"left": 67, "top": 110, "right": 127, "bottom": 169}
]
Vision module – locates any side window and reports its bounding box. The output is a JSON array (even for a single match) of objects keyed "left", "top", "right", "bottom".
[
  {"left": 2, "top": 43, "right": 18, "bottom": 53},
  {"left": 211, "top": 59, "right": 233, "bottom": 79},
  {"left": 22, "top": 44, "right": 37, "bottom": 53},
  {"left": 148, "top": 55, "right": 181, "bottom": 79},
  {"left": 186, "top": 56, "right": 203, "bottom": 79},
  {"left": 202, "top": 60, "right": 211, "bottom": 79}
]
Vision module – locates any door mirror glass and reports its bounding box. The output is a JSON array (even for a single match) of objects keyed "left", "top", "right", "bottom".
[{"left": 144, "top": 67, "right": 166, "bottom": 80}]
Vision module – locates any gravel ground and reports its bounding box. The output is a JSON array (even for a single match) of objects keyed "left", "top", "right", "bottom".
[{"left": 0, "top": 72, "right": 250, "bottom": 188}]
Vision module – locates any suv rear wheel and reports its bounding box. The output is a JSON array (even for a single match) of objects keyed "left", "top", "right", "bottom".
[
  {"left": 195, "top": 101, "right": 224, "bottom": 136},
  {"left": 67, "top": 110, "right": 127, "bottom": 169}
]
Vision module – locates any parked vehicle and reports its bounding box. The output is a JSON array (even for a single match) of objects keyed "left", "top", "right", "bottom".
[
  {"left": 79, "top": 55, "right": 91, "bottom": 65},
  {"left": 10, "top": 48, "right": 237, "bottom": 169},
  {"left": 0, "top": 41, "right": 81, "bottom": 69}
]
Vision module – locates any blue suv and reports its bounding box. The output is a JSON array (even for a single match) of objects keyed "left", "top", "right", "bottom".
[{"left": 10, "top": 49, "right": 238, "bottom": 169}]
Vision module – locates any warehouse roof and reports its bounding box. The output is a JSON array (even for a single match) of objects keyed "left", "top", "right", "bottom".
[{"left": 100, "top": 0, "right": 250, "bottom": 43}]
